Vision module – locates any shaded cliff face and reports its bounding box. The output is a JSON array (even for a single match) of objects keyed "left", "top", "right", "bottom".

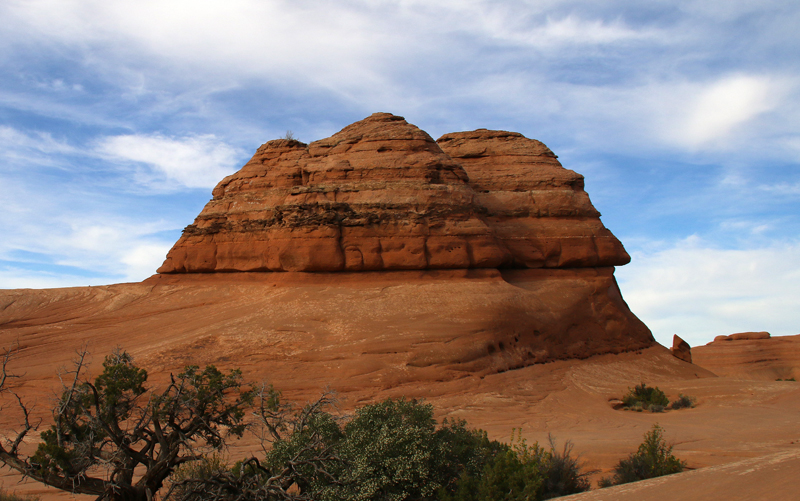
[{"left": 158, "top": 113, "right": 629, "bottom": 273}]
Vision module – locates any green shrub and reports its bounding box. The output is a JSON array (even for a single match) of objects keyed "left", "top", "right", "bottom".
[
  {"left": 539, "top": 437, "right": 592, "bottom": 499},
  {"left": 670, "top": 394, "right": 695, "bottom": 410},
  {"left": 622, "top": 383, "right": 669, "bottom": 411},
  {"left": 161, "top": 394, "right": 590, "bottom": 501},
  {"left": 439, "top": 433, "right": 591, "bottom": 501},
  {"left": 322, "top": 398, "right": 494, "bottom": 501},
  {"left": 439, "top": 432, "right": 543, "bottom": 501},
  {"left": 599, "top": 424, "right": 685, "bottom": 487}
]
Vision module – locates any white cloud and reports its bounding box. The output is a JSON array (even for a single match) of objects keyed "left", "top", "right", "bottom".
[
  {"left": 535, "top": 74, "right": 795, "bottom": 158},
  {"left": 759, "top": 182, "right": 800, "bottom": 195},
  {"left": 0, "top": 1, "right": 668, "bottom": 100},
  {"left": 0, "top": 175, "right": 177, "bottom": 288},
  {"left": 616, "top": 237, "right": 800, "bottom": 348},
  {"left": 520, "top": 14, "right": 658, "bottom": 47},
  {"left": 0, "top": 125, "right": 78, "bottom": 167},
  {"left": 0, "top": 217, "right": 175, "bottom": 289},
  {"left": 0, "top": 268, "right": 109, "bottom": 290},
  {"left": 120, "top": 243, "right": 172, "bottom": 282},
  {"left": 679, "top": 75, "right": 778, "bottom": 147},
  {"left": 96, "top": 134, "right": 240, "bottom": 189}
]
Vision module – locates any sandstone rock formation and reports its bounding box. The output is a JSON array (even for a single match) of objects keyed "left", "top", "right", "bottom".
[
  {"left": 713, "top": 331, "right": 771, "bottom": 342},
  {"left": 157, "top": 113, "right": 629, "bottom": 273},
  {"left": 147, "top": 112, "right": 654, "bottom": 377},
  {"left": 693, "top": 333, "right": 800, "bottom": 380},
  {"left": 437, "top": 129, "right": 629, "bottom": 268},
  {"left": 671, "top": 334, "right": 692, "bottom": 363}
]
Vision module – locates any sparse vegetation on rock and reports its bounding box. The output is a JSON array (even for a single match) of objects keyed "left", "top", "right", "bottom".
[
  {"left": 440, "top": 433, "right": 591, "bottom": 501},
  {"left": 2, "top": 346, "right": 594, "bottom": 501},
  {"left": 622, "top": 383, "right": 670, "bottom": 412},
  {"left": 599, "top": 424, "right": 685, "bottom": 487},
  {"left": 617, "top": 384, "right": 696, "bottom": 413},
  {"left": 670, "top": 394, "right": 696, "bottom": 410}
]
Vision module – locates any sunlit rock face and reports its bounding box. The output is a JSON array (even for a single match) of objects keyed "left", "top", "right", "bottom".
[
  {"left": 438, "top": 128, "right": 630, "bottom": 269},
  {"left": 0, "top": 113, "right": 655, "bottom": 420},
  {"left": 142, "top": 113, "right": 653, "bottom": 373},
  {"left": 157, "top": 113, "right": 629, "bottom": 273}
]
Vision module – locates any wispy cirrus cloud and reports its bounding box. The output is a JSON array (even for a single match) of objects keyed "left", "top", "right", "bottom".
[
  {"left": 674, "top": 75, "right": 782, "bottom": 148},
  {"left": 95, "top": 134, "right": 242, "bottom": 190}
]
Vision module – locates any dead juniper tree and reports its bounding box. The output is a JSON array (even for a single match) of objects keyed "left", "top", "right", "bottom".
[{"left": 0, "top": 346, "right": 253, "bottom": 501}]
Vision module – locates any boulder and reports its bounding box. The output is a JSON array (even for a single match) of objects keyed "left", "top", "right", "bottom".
[{"left": 671, "top": 334, "right": 692, "bottom": 363}]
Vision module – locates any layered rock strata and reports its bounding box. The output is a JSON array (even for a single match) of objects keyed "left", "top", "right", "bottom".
[
  {"left": 693, "top": 333, "right": 800, "bottom": 380},
  {"left": 438, "top": 129, "right": 629, "bottom": 268},
  {"left": 158, "top": 113, "right": 629, "bottom": 273},
  {"left": 145, "top": 113, "right": 654, "bottom": 378}
]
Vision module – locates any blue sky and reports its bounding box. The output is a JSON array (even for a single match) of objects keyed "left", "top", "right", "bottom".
[{"left": 1, "top": 0, "right": 798, "bottom": 347}]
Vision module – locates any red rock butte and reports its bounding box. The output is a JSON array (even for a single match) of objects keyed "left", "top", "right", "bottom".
[
  {"left": 158, "top": 113, "right": 630, "bottom": 274},
  {"left": 1, "top": 112, "right": 655, "bottom": 390}
]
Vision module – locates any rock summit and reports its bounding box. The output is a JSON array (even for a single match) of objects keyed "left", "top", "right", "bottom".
[{"left": 158, "top": 113, "right": 630, "bottom": 274}]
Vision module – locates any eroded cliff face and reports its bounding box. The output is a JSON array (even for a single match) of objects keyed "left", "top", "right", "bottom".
[
  {"left": 157, "top": 113, "right": 629, "bottom": 273},
  {"left": 75, "top": 112, "right": 652, "bottom": 381},
  {"left": 438, "top": 129, "right": 629, "bottom": 268}
]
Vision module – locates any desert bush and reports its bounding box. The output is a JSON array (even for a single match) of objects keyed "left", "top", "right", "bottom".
[
  {"left": 622, "top": 383, "right": 669, "bottom": 411},
  {"left": 4, "top": 344, "right": 591, "bottom": 501},
  {"left": 168, "top": 454, "right": 231, "bottom": 500},
  {"left": 599, "top": 424, "right": 685, "bottom": 487},
  {"left": 439, "top": 433, "right": 544, "bottom": 501},
  {"left": 321, "top": 398, "right": 495, "bottom": 501},
  {"left": 439, "top": 433, "right": 591, "bottom": 501},
  {"left": 670, "top": 394, "right": 695, "bottom": 410},
  {"left": 538, "top": 436, "right": 592, "bottom": 499}
]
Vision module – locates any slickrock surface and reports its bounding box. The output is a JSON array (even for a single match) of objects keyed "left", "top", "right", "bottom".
[
  {"left": 158, "top": 113, "right": 628, "bottom": 273},
  {"left": 0, "top": 269, "right": 652, "bottom": 388},
  {"left": 693, "top": 333, "right": 800, "bottom": 380},
  {"left": 3, "top": 298, "right": 800, "bottom": 501},
  {"left": 561, "top": 450, "right": 800, "bottom": 501}
]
